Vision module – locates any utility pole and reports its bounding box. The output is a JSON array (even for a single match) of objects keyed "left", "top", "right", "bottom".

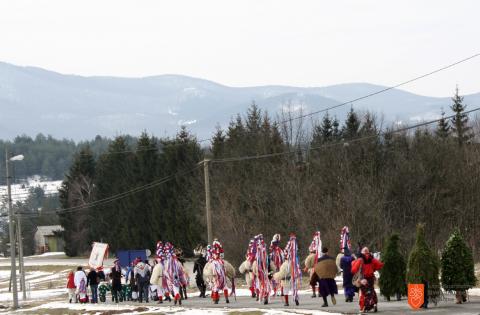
[
  {"left": 17, "top": 212, "right": 26, "bottom": 300},
  {"left": 6, "top": 149, "right": 18, "bottom": 309},
  {"left": 203, "top": 159, "right": 213, "bottom": 244}
]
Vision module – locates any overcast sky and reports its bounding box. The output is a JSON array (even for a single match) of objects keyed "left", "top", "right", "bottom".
[{"left": 1, "top": 0, "right": 478, "bottom": 96}]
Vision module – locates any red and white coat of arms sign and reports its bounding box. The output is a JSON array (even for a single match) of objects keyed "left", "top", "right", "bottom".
[{"left": 408, "top": 283, "right": 424, "bottom": 309}]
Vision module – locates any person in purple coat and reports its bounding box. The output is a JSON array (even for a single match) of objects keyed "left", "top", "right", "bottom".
[{"left": 340, "top": 247, "right": 356, "bottom": 302}]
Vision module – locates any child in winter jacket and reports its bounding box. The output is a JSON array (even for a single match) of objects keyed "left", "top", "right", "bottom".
[{"left": 66, "top": 271, "right": 76, "bottom": 303}]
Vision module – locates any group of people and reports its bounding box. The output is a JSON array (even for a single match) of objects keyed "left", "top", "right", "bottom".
[
  {"left": 66, "top": 266, "right": 106, "bottom": 303},
  {"left": 239, "top": 233, "right": 302, "bottom": 306},
  {"left": 66, "top": 230, "right": 383, "bottom": 312},
  {"left": 238, "top": 227, "right": 384, "bottom": 313}
]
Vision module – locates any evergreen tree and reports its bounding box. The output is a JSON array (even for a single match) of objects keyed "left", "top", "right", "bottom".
[
  {"left": 440, "top": 230, "right": 477, "bottom": 299},
  {"left": 132, "top": 132, "right": 160, "bottom": 248},
  {"left": 379, "top": 234, "right": 407, "bottom": 300},
  {"left": 406, "top": 224, "right": 440, "bottom": 301},
  {"left": 332, "top": 116, "right": 341, "bottom": 140},
  {"left": 321, "top": 113, "right": 333, "bottom": 142},
  {"left": 435, "top": 110, "right": 450, "bottom": 140},
  {"left": 93, "top": 137, "right": 134, "bottom": 251},
  {"left": 211, "top": 125, "right": 225, "bottom": 158},
  {"left": 58, "top": 146, "right": 96, "bottom": 256},
  {"left": 342, "top": 107, "right": 361, "bottom": 140},
  {"left": 450, "top": 87, "right": 473, "bottom": 145}
]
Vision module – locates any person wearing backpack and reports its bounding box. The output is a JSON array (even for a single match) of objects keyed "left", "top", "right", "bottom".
[{"left": 351, "top": 247, "right": 384, "bottom": 312}]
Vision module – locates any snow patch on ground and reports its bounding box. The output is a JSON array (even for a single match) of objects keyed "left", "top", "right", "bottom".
[
  {"left": 32, "top": 251, "right": 66, "bottom": 257},
  {"left": 24, "top": 302, "right": 339, "bottom": 315},
  {"left": 1, "top": 288, "right": 65, "bottom": 301}
]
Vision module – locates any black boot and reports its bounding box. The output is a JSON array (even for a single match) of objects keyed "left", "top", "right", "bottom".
[
  {"left": 183, "top": 286, "right": 188, "bottom": 300},
  {"left": 321, "top": 296, "right": 328, "bottom": 307}
]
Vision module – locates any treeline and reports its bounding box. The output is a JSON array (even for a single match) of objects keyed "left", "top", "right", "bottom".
[
  {"left": 0, "top": 134, "right": 121, "bottom": 183},
  {"left": 58, "top": 89, "right": 480, "bottom": 268},
  {"left": 58, "top": 129, "right": 204, "bottom": 256}
]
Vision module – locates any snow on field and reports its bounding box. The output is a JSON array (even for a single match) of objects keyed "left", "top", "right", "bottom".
[
  {"left": 0, "top": 175, "right": 61, "bottom": 203},
  {"left": 1, "top": 288, "right": 65, "bottom": 301},
  {"left": 23, "top": 302, "right": 340, "bottom": 315},
  {"left": 31, "top": 251, "right": 66, "bottom": 257}
]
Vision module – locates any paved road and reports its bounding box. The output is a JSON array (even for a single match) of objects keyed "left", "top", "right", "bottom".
[{"left": 98, "top": 294, "right": 480, "bottom": 314}]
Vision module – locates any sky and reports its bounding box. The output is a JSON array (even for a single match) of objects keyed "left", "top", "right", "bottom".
[{"left": 0, "top": 0, "right": 479, "bottom": 97}]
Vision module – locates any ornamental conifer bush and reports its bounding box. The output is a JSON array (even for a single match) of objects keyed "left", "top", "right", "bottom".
[
  {"left": 406, "top": 224, "right": 440, "bottom": 300},
  {"left": 441, "top": 230, "right": 477, "bottom": 293},
  {"left": 379, "top": 234, "right": 407, "bottom": 300}
]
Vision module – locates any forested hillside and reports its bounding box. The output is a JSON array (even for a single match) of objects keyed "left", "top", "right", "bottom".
[{"left": 55, "top": 90, "right": 480, "bottom": 265}]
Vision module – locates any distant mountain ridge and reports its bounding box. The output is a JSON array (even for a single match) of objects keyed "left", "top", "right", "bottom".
[{"left": 1, "top": 61, "right": 479, "bottom": 141}]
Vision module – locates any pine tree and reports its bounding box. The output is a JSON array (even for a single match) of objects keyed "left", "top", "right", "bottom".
[
  {"left": 406, "top": 224, "right": 440, "bottom": 301},
  {"left": 343, "top": 107, "right": 361, "bottom": 140},
  {"left": 435, "top": 110, "right": 450, "bottom": 140},
  {"left": 450, "top": 87, "right": 473, "bottom": 145},
  {"left": 321, "top": 113, "right": 333, "bottom": 142},
  {"left": 440, "top": 230, "right": 477, "bottom": 299},
  {"left": 211, "top": 125, "right": 225, "bottom": 158},
  {"left": 379, "top": 234, "right": 407, "bottom": 300},
  {"left": 58, "top": 146, "right": 96, "bottom": 256}
]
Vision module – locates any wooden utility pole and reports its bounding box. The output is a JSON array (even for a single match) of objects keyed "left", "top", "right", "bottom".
[
  {"left": 203, "top": 159, "right": 213, "bottom": 244},
  {"left": 6, "top": 149, "right": 18, "bottom": 309}
]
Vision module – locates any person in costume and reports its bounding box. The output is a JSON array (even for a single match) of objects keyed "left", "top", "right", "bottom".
[
  {"left": 273, "top": 233, "right": 302, "bottom": 306},
  {"left": 150, "top": 244, "right": 165, "bottom": 304},
  {"left": 351, "top": 247, "right": 384, "bottom": 312},
  {"left": 315, "top": 247, "right": 338, "bottom": 307},
  {"left": 239, "top": 238, "right": 257, "bottom": 298},
  {"left": 210, "top": 239, "right": 230, "bottom": 304},
  {"left": 193, "top": 244, "right": 208, "bottom": 298},
  {"left": 269, "top": 234, "right": 285, "bottom": 297},
  {"left": 304, "top": 231, "right": 322, "bottom": 298},
  {"left": 163, "top": 242, "right": 187, "bottom": 305},
  {"left": 253, "top": 234, "right": 273, "bottom": 304},
  {"left": 338, "top": 226, "right": 356, "bottom": 302}
]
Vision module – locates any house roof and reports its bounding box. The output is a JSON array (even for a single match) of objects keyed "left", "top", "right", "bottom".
[{"left": 35, "top": 225, "right": 64, "bottom": 236}]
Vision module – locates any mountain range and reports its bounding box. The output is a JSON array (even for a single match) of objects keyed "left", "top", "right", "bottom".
[{"left": 1, "top": 61, "right": 479, "bottom": 141}]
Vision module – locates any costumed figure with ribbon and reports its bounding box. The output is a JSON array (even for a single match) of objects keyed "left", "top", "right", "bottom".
[
  {"left": 174, "top": 247, "right": 190, "bottom": 300},
  {"left": 239, "top": 238, "right": 257, "bottom": 298},
  {"left": 304, "top": 231, "right": 322, "bottom": 298},
  {"left": 338, "top": 226, "right": 356, "bottom": 303},
  {"left": 273, "top": 233, "right": 302, "bottom": 306},
  {"left": 150, "top": 241, "right": 167, "bottom": 304},
  {"left": 251, "top": 234, "right": 273, "bottom": 305},
  {"left": 203, "top": 239, "right": 236, "bottom": 304},
  {"left": 163, "top": 242, "right": 187, "bottom": 305},
  {"left": 193, "top": 244, "right": 208, "bottom": 298},
  {"left": 269, "top": 234, "right": 285, "bottom": 297}
]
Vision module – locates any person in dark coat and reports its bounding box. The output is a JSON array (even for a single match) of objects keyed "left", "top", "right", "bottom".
[
  {"left": 87, "top": 268, "right": 99, "bottom": 303},
  {"left": 110, "top": 259, "right": 123, "bottom": 303},
  {"left": 340, "top": 247, "right": 356, "bottom": 302},
  {"left": 315, "top": 247, "right": 338, "bottom": 307},
  {"left": 193, "top": 251, "right": 207, "bottom": 298}
]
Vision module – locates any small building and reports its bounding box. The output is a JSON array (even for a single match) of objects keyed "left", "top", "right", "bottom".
[{"left": 34, "top": 225, "right": 64, "bottom": 254}]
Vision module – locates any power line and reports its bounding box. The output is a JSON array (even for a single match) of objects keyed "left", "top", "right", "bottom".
[
  {"left": 16, "top": 164, "right": 202, "bottom": 218},
  {"left": 211, "top": 106, "right": 480, "bottom": 163},
  {"left": 281, "top": 53, "right": 480, "bottom": 123},
  {"left": 69, "top": 53, "right": 480, "bottom": 156}
]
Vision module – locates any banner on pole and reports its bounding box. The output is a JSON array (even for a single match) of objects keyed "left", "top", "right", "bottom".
[{"left": 89, "top": 242, "right": 109, "bottom": 269}]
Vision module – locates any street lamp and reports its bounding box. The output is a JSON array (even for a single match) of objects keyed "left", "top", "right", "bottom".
[{"left": 6, "top": 150, "right": 24, "bottom": 309}]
